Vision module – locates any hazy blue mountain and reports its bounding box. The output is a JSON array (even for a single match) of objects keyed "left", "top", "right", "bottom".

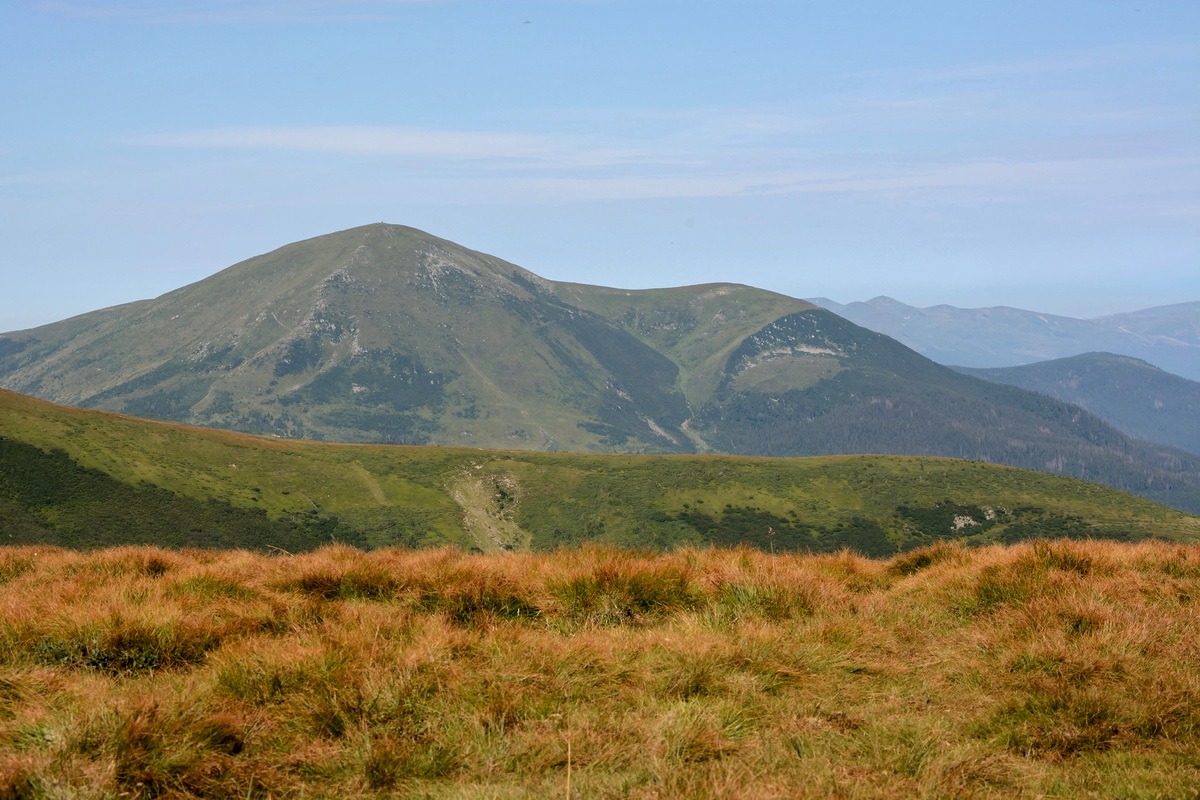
[
  {"left": 956, "top": 352, "right": 1200, "bottom": 457},
  {"left": 809, "top": 296, "right": 1200, "bottom": 381}
]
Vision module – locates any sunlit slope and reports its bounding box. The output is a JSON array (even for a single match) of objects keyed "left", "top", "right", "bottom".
[{"left": 2, "top": 389, "right": 1197, "bottom": 554}]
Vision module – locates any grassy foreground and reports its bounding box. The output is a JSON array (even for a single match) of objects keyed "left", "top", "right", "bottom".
[{"left": 0, "top": 541, "right": 1198, "bottom": 799}]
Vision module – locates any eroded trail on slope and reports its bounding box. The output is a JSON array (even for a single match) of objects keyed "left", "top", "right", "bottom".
[{"left": 447, "top": 469, "right": 530, "bottom": 552}]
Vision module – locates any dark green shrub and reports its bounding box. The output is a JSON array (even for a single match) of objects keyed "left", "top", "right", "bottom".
[{"left": 31, "top": 621, "right": 215, "bottom": 674}]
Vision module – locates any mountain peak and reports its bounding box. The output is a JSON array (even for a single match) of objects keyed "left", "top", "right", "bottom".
[
  {"left": 202, "top": 221, "right": 552, "bottom": 309},
  {"left": 864, "top": 295, "right": 903, "bottom": 306}
]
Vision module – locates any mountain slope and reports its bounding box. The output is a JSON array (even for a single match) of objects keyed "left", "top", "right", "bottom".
[
  {"left": 0, "top": 435, "right": 363, "bottom": 551},
  {"left": 809, "top": 296, "right": 1200, "bottom": 381},
  {"left": 3, "top": 223, "right": 1200, "bottom": 513},
  {"left": 956, "top": 353, "right": 1200, "bottom": 457},
  {"left": 550, "top": 281, "right": 814, "bottom": 409},
  {"left": 3, "top": 389, "right": 1197, "bottom": 554},
  {"left": 0, "top": 224, "right": 702, "bottom": 452},
  {"left": 681, "top": 310, "right": 1200, "bottom": 512},
  {"left": 0, "top": 223, "right": 819, "bottom": 452}
]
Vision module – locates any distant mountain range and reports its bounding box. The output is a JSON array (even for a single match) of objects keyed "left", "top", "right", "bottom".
[
  {"left": 955, "top": 353, "right": 1200, "bottom": 457},
  {"left": 808, "top": 296, "right": 1200, "bottom": 381},
  {"left": 2, "top": 223, "right": 1199, "bottom": 513}
]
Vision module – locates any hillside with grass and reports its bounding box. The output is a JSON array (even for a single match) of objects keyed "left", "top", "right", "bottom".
[
  {"left": 0, "top": 541, "right": 1196, "bottom": 798},
  {"left": 2, "top": 389, "right": 1197, "bottom": 555}
]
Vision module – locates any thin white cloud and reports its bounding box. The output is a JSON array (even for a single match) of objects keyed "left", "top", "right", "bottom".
[
  {"left": 129, "top": 126, "right": 560, "bottom": 159},
  {"left": 1162, "top": 204, "right": 1200, "bottom": 220},
  {"left": 34, "top": 0, "right": 449, "bottom": 23},
  {"left": 291, "top": 154, "right": 1195, "bottom": 210},
  {"left": 124, "top": 125, "right": 696, "bottom": 170},
  {"left": 118, "top": 120, "right": 1200, "bottom": 212},
  {"left": 752, "top": 160, "right": 1087, "bottom": 197},
  {"left": 853, "top": 40, "right": 1199, "bottom": 85}
]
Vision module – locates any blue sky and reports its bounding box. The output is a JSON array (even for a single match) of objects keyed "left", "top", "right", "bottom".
[{"left": 2, "top": 0, "right": 1197, "bottom": 332}]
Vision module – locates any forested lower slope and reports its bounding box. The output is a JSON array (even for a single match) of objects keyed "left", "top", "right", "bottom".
[
  {"left": 956, "top": 352, "right": 1200, "bottom": 457},
  {"left": 688, "top": 313, "right": 1200, "bottom": 513}
]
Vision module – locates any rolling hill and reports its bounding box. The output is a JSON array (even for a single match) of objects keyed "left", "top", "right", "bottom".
[
  {"left": 809, "top": 296, "right": 1200, "bottom": 381},
  {"left": 2, "top": 388, "right": 1198, "bottom": 555},
  {"left": 2, "top": 223, "right": 1200, "bottom": 513},
  {"left": 955, "top": 352, "right": 1200, "bottom": 457}
]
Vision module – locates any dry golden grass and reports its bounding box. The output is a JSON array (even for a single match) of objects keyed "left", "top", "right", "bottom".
[{"left": 0, "top": 541, "right": 1197, "bottom": 798}]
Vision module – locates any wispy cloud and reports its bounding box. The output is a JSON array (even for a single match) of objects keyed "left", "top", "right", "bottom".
[
  {"left": 34, "top": 0, "right": 449, "bottom": 23},
  {"left": 852, "top": 40, "right": 1198, "bottom": 85},
  {"left": 492, "top": 155, "right": 1199, "bottom": 206},
  {"left": 118, "top": 119, "right": 1199, "bottom": 213},
  {"left": 128, "top": 126, "right": 563, "bottom": 159},
  {"left": 123, "top": 125, "right": 673, "bottom": 170}
]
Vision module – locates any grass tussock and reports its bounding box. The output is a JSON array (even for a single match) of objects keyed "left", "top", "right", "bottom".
[{"left": 0, "top": 541, "right": 1196, "bottom": 798}]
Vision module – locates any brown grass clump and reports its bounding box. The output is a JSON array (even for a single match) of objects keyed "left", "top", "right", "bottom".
[{"left": 0, "top": 541, "right": 1195, "bottom": 797}]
